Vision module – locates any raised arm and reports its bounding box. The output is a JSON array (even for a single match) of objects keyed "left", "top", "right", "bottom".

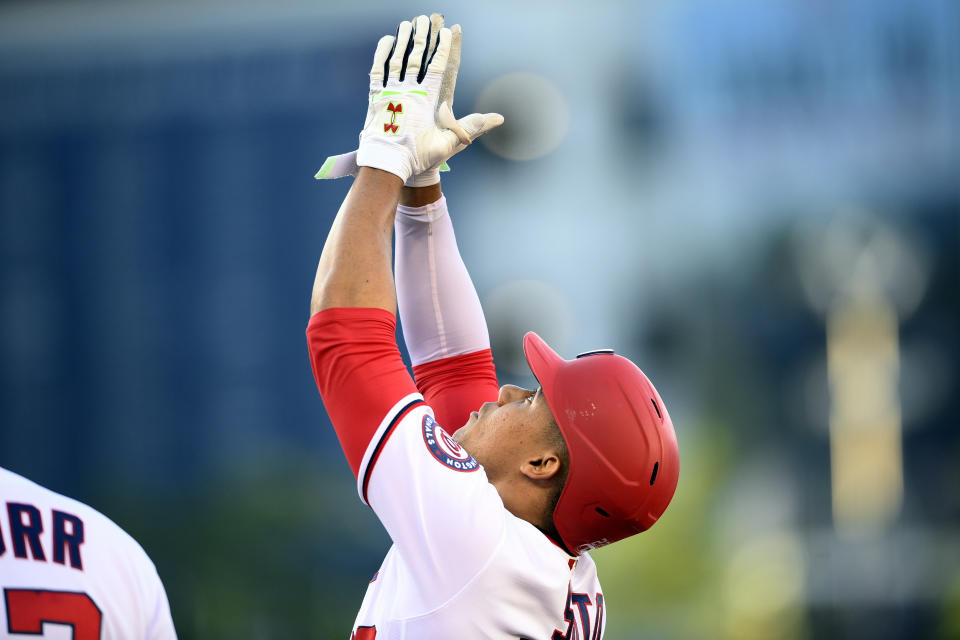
[
  {"left": 306, "top": 19, "right": 510, "bottom": 587},
  {"left": 312, "top": 13, "right": 501, "bottom": 316},
  {"left": 395, "top": 183, "right": 500, "bottom": 427},
  {"left": 307, "top": 16, "right": 503, "bottom": 480},
  {"left": 387, "top": 20, "right": 500, "bottom": 427},
  {"left": 311, "top": 167, "right": 402, "bottom": 314}
]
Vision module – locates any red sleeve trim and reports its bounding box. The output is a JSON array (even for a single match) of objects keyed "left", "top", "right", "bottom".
[
  {"left": 306, "top": 307, "right": 420, "bottom": 478},
  {"left": 412, "top": 349, "right": 500, "bottom": 430}
]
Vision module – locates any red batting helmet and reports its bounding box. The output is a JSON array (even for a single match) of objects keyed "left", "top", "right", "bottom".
[{"left": 523, "top": 332, "right": 679, "bottom": 554}]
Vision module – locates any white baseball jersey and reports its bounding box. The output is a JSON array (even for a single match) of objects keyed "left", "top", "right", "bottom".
[
  {"left": 308, "top": 308, "right": 606, "bottom": 640},
  {"left": 0, "top": 467, "right": 177, "bottom": 640},
  {"left": 353, "top": 400, "right": 605, "bottom": 639}
]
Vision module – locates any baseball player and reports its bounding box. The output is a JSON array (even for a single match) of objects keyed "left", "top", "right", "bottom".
[
  {"left": 0, "top": 467, "right": 177, "bottom": 639},
  {"left": 307, "top": 15, "right": 679, "bottom": 639}
]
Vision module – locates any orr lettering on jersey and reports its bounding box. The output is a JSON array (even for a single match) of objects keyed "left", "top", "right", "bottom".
[{"left": 0, "top": 501, "right": 85, "bottom": 570}]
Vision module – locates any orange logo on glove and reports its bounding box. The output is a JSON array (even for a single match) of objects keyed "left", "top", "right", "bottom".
[{"left": 384, "top": 102, "right": 402, "bottom": 134}]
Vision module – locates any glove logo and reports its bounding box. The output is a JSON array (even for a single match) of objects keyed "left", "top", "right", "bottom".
[
  {"left": 422, "top": 415, "right": 479, "bottom": 472},
  {"left": 384, "top": 102, "right": 402, "bottom": 134}
]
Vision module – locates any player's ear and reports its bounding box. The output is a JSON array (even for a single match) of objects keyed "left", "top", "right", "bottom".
[{"left": 520, "top": 452, "right": 561, "bottom": 483}]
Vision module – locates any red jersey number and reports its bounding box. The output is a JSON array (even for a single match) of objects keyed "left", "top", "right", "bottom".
[
  {"left": 352, "top": 626, "right": 376, "bottom": 640},
  {"left": 4, "top": 588, "right": 103, "bottom": 640}
]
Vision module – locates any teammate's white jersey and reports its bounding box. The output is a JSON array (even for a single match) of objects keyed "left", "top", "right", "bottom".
[
  {"left": 351, "top": 398, "right": 606, "bottom": 640},
  {"left": 0, "top": 467, "right": 177, "bottom": 640}
]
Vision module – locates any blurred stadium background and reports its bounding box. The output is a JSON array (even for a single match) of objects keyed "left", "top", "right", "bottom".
[{"left": 1, "top": 0, "right": 957, "bottom": 638}]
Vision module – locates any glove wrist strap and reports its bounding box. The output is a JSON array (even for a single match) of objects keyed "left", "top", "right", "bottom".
[{"left": 356, "top": 140, "right": 414, "bottom": 183}]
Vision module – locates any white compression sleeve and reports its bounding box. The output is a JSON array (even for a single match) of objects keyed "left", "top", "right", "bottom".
[{"left": 395, "top": 195, "right": 490, "bottom": 366}]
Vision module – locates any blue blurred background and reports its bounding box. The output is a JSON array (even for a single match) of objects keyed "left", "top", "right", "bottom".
[{"left": 1, "top": 0, "right": 958, "bottom": 638}]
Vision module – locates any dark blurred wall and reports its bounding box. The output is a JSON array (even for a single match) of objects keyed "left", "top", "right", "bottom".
[{"left": 0, "top": 36, "right": 401, "bottom": 637}]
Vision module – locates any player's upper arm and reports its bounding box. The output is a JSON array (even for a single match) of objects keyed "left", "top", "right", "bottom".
[{"left": 307, "top": 307, "right": 423, "bottom": 477}]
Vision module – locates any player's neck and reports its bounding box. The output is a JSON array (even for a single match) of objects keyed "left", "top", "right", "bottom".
[{"left": 496, "top": 478, "right": 557, "bottom": 539}]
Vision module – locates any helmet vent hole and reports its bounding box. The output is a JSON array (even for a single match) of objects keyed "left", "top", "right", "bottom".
[
  {"left": 650, "top": 398, "right": 662, "bottom": 421},
  {"left": 595, "top": 507, "right": 611, "bottom": 518},
  {"left": 650, "top": 461, "right": 659, "bottom": 485}
]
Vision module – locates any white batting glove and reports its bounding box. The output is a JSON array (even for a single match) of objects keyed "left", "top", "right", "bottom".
[{"left": 315, "top": 14, "right": 502, "bottom": 186}]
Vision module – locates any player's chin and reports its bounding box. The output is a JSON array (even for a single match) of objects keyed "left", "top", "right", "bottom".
[{"left": 453, "top": 413, "right": 478, "bottom": 442}]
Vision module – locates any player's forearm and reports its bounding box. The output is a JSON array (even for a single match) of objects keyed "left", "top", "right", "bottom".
[
  {"left": 311, "top": 167, "right": 403, "bottom": 315},
  {"left": 395, "top": 189, "right": 490, "bottom": 365}
]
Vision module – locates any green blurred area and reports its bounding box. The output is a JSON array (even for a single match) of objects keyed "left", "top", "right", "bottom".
[
  {"left": 594, "top": 422, "right": 736, "bottom": 640},
  {"left": 100, "top": 454, "right": 388, "bottom": 638}
]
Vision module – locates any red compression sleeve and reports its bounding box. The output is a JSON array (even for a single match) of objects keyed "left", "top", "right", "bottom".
[
  {"left": 412, "top": 349, "right": 499, "bottom": 430},
  {"left": 307, "top": 308, "right": 421, "bottom": 477}
]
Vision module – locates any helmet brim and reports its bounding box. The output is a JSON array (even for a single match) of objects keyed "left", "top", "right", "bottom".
[{"left": 522, "top": 331, "right": 565, "bottom": 392}]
